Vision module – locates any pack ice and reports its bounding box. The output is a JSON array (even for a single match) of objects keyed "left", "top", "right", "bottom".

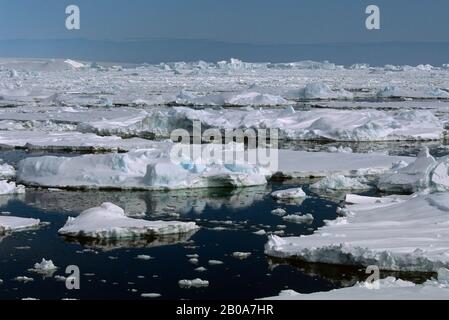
[
  {"left": 265, "top": 193, "right": 449, "bottom": 272},
  {"left": 58, "top": 202, "right": 199, "bottom": 239}
]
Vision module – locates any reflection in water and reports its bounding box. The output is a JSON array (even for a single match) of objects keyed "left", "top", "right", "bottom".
[
  {"left": 60, "top": 229, "right": 199, "bottom": 251},
  {"left": 22, "top": 186, "right": 269, "bottom": 217}
]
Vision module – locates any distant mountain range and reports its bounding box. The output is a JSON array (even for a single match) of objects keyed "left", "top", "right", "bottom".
[{"left": 1, "top": 38, "right": 448, "bottom": 66}]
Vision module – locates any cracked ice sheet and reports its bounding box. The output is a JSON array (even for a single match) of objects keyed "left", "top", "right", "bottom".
[
  {"left": 261, "top": 276, "right": 449, "bottom": 300},
  {"left": 0, "top": 130, "right": 169, "bottom": 152},
  {"left": 265, "top": 193, "right": 449, "bottom": 272}
]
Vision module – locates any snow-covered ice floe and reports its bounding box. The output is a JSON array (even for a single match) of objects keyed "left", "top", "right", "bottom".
[
  {"left": 16, "top": 142, "right": 413, "bottom": 190},
  {"left": 0, "top": 215, "right": 40, "bottom": 233},
  {"left": 265, "top": 192, "right": 449, "bottom": 272},
  {"left": 261, "top": 269, "right": 449, "bottom": 300},
  {"left": 58, "top": 202, "right": 199, "bottom": 240},
  {"left": 17, "top": 143, "right": 269, "bottom": 190},
  {"left": 378, "top": 147, "right": 449, "bottom": 193}
]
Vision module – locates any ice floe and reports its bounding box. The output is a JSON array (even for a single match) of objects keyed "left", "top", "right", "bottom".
[
  {"left": 265, "top": 192, "right": 449, "bottom": 272},
  {"left": 29, "top": 259, "right": 58, "bottom": 275},
  {"left": 262, "top": 270, "right": 449, "bottom": 300},
  {"left": 0, "top": 215, "right": 40, "bottom": 233},
  {"left": 17, "top": 144, "right": 268, "bottom": 190},
  {"left": 58, "top": 202, "right": 199, "bottom": 239},
  {"left": 178, "top": 278, "right": 209, "bottom": 288},
  {"left": 282, "top": 214, "right": 314, "bottom": 224},
  {"left": 271, "top": 188, "right": 307, "bottom": 200}
]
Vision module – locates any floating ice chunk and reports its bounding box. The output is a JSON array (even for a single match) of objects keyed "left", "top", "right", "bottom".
[
  {"left": 0, "top": 215, "right": 40, "bottom": 233},
  {"left": 271, "top": 188, "right": 307, "bottom": 199},
  {"left": 30, "top": 259, "right": 58, "bottom": 274},
  {"left": 271, "top": 208, "right": 287, "bottom": 216},
  {"left": 282, "top": 214, "right": 314, "bottom": 224},
  {"left": 208, "top": 260, "right": 224, "bottom": 265},
  {"left": 14, "top": 276, "right": 34, "bottom": 283},
  {"left": 266, "top": 193, "right": 449, "bottom": 272},
  {"left": 141, "top": 293, "right": 161, "bottom": 298},
  {"left": 261, "top": 276, "right": 449, "bottom": 300},
  {"left": 136, "top": 255, "right": 153, "bottom": 261},
  {"left": 178, "top": 278, "right": 209, "bottom": 288},
  {"left": 0, "top": 181, "right": 25, "bottom": 195},
  {"left": 58, "top": 202, "right": 199, "bottom": 239},
  {"left": 195, "top": 267, "right": 207, "bottom": 272},
  {"left": 232, "top": 252, "right": 251, "bottom": 259},
  {"left": 253, "top": 230, "right": 267, "bottom": 236},
  {"left": 311, "top": 175, "right": 371, "bottom": 191}
]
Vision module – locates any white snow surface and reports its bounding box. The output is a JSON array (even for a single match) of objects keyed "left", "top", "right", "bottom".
[
  {"left": 265, "top": 192, "right": 449, "bottom": 272},
  {"left": 0, "top": 181, "right": 25, "bottom": 195},
  {"left": 58, "top": 202, "right": 199, "bottom": 239}
]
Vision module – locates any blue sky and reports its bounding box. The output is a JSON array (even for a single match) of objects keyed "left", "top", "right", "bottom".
[{"left": 0, "top": 0, "right": 448, "bottom": 44}]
